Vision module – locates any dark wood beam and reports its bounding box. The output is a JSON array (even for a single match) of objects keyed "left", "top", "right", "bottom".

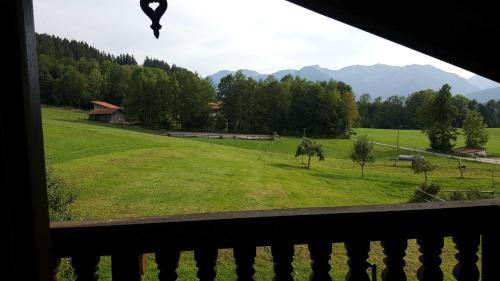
[{"left": 1, "top": 1, "right": 51, "bottom": 280}]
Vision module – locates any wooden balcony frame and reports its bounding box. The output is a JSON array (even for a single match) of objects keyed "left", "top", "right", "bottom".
[
  {"left": 3, "top": 0, "right": 500, "bottom": 280},
  {"left": 50, "top": 200, "right": 500, "bottom": 280}
]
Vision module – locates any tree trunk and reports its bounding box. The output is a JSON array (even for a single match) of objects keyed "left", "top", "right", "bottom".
[
  {"left": 307, "top": 155, "right": 311, "bottom": 169},
  {"left": 361, "top": 164, "right": 364, "bottom": 179},
  {"left": 424, "top": 172, "right": 428, "bottom": 184}
]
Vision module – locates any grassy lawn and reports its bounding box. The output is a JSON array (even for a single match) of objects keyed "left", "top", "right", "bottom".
[{"left": 43, "top": 106, "right": 498, "bottom": 281}]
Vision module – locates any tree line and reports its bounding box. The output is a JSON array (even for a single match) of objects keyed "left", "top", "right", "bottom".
[
  {"left": 217, "top": 72, "right": 359, "bottom": 136},
  {"left": 357, "top": 88, "right": 500, "bottom": 129},
  {"left": 359, "top": 84, "right": 490, "bottom": 150}
]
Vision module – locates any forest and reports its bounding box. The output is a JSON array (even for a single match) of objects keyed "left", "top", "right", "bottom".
[
  {"left": 36, "top": 33, "right": 500, "bottom": 137},
  {"left": 36, "top": 33, "right": 358, "bottom": 136}
]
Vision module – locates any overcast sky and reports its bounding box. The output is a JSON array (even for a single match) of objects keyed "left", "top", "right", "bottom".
[{"left": 33, "top": 0, "right": 475, "bottom": 78}]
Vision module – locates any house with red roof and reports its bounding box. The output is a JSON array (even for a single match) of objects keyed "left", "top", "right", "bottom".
[
  {"left": 208, "top": 101, "right": 223, "bottom": 118},
  {"left": 88, "top": 101, "right": 126, "bottom": 123},
  {"left": 453, "top": 147, "right": 487, "bottom": 158}
]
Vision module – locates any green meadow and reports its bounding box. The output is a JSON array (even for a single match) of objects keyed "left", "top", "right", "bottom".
[{"left": 43, "top": 106, "right": 499, "bottom": 281}]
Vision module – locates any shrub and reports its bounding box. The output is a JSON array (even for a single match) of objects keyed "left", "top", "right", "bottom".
[
  {"left": 46, "top": 167, "right": 77, "bottom": 221},
  {"left": 445, "top": 188, "right": 492, "bottom": 201},
  {"left": 448, "top": 191, "right": 466, "bottom": 201},
  {"left": 409, "top": 182, "right": 441, "bottom": 203}
]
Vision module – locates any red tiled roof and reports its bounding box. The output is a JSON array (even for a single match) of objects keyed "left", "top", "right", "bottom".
[
  {"left": 208, "top": 102, "right": 223, "bottom": 110},
  {"left": 453, "top": 147, "right": 485, "bottom": 154},
  {"left": 89, "top": 108, "right": 120, "bottom": 115},
  {"left": 91, "top": 101, "right": 121, "bottom": 109}
]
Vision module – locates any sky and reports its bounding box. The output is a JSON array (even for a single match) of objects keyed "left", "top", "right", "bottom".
[{"left": 33, "top": 0, "right": 475, "bottom": 78}]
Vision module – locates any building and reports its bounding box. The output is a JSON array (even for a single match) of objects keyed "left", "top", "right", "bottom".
[
  {"left": 88, "top": 101, "right": 126, "bottom": 123},
  {"left": 208, "top": 101, "right": 223, "bottom": 118},
  {"left": 453, "top": 147, "right": 487, "bottom": 158}
]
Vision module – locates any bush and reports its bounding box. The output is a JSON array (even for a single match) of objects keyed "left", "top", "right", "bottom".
[
  {"left": 448, "top": 191, "right": 466, "bottom": 201},
  {"left": 422, "top": 182, "right": 441, "bottom": 195},
  {"left": 409, "top": 182, "right": 441, "bottom": 203},
  {"left": 46, "top": 167, "right": 77, "bottom": 221},
  {"left": 445, "top": 188, "right": 492, "bottom": 201}
]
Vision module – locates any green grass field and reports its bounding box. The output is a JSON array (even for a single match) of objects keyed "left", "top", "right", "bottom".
[{"left": 43, "top": 106, "right": 499, "bottom": 281}]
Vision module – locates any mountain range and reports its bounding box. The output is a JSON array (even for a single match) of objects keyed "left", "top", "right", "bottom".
[{"left": 208, "top": 64, "right": 499, "bottom": 102}]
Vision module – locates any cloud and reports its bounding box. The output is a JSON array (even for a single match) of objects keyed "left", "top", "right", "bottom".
[{"left": 34, "top": 0, "right": 474, "bottom": 78}]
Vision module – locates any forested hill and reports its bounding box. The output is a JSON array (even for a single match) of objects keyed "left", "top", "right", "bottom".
[
  {"left": 36, "top": 33, "right": 137, "bottom": 65},
  {"left": 35, "top": 33, "right": 215, "bottom": 130}
]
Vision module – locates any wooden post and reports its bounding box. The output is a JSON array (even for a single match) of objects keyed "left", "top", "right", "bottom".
[{"left": 2, "top": 1, "right": 52, "bottom": 280}]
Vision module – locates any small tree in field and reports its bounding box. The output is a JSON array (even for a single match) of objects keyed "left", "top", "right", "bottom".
[
  {"left": 350, "top": 136, "right": 376, "bottom": 179},
  {"left": 295, "top": 138, "right": 325, "bottom": 169},
  {"left": 412, "top": 157, "right": 434, "bottom": 184},
  {"left": 463, "top": 110, "right": 488, "bottom": 148},
  {"left": 457, "top": 158, "right": 466, "bottom": 178}
]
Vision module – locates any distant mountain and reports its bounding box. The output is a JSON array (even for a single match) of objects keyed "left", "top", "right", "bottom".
[
  {"left": 208, "top": 64, "right": 493, "bottom": 100},
  {"left": 467, "top": 75, "right": 500, "bottom": 90},
  {"left": 467, "top": 86, "right": 500, "bottom": 103}
]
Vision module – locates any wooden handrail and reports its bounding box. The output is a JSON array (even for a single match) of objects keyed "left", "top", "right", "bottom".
[{"left": 51, "top": 200, "right": 499, "bottom": 257}]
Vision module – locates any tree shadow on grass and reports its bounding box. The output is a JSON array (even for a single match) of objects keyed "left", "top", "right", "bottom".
[
  {"left": 312, "top": 171, "right": 416, "bottom": 189},
  {"left": 383, "top": 163, "right": 414, "bottom": 170},
  {"left": 268, "top": 163, "right": 309, "bottom": 170},
  {"left": 60, "top": 119, "right": 164, "bottom": 136}
]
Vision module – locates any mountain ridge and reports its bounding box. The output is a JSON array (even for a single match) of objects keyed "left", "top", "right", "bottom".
[
  {"left": 208, "top": 64, "right": 499, "bottom": 100},
  {"left": 467, "top": 86, "right": 500, "bottom": 103}
]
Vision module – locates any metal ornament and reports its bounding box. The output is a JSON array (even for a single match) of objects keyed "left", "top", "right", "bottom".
[{"left": 140, "top": 0, "right": 168, "bottom": 39}]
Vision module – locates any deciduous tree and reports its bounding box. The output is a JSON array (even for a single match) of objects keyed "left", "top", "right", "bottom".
[
  {"left": 463, "top": 110, "right": 489, "bottom": 148},
  {"left": 412, "top": 157, "right": 434, "bottom": 184},
  {"left": 295, "top": 138, "right": 325, "bottom": 169},
  {"left": 350, "top": 136, "right": 376, "bottom": 178}
]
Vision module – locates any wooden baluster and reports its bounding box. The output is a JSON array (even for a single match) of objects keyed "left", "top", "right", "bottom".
[
  {"left": 194, "top": 248, "right": 218, "bottom": 281},
  {"left": 482, "top": 231, "right": 500, "bottom": 281},
  {"left": 156, "top": 249, "right": 181, "bottom": 281},
  {"left": 72, "top": 255, "right": 100, "bottom": 281},
  {"left": 51, "top": 257, "right": 61, "bottom": 281},
  {"left": 271, "top": 243, "right": 294, "bottom": 281},
  {"left": 111, "top": 253, "right": 143, "bottom": 281},
  {"left": 345, "top": 240, "right": 371, "bottom": 281},
  {"left": 416, "top": 237, "right": 444, "bottom": 281},
  {"left": 381, "top": 238, "right": 408, "bottom": 281},
  {"left": 453, "top": 234, "right": 480, "bottom": 281},
  {"left": 234, "top": 245, "right": 256, "bottom": 281},
  {"left": 308, "top": 241, "right": 332, "bottom": 281}
]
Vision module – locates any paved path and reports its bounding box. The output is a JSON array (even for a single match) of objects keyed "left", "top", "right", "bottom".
[
  {"left": 165, "top": 131, "right": 274, "bottom": 140},
  {"left": 368, "top": 140, "right": 500, "bottom": 165}
]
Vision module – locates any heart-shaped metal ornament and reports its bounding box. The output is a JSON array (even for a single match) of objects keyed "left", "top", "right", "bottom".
[{"left": 140, "top": 0, "right": 168, "bottom": 39}]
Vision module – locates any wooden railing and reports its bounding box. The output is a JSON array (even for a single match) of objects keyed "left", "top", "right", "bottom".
[{"left": 50, "top": 200, "right": 500, "bottom": 281}]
